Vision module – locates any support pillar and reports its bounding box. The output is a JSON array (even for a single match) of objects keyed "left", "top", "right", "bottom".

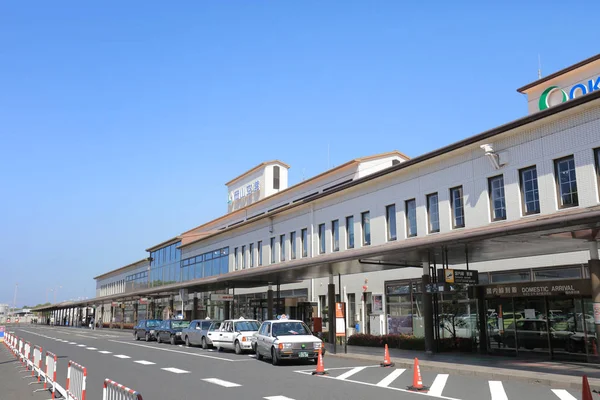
[
  {"left": 133, "top": 303, "right": 139, "bottom": 326},
  {"left": 109, "top": 305, "right": 114, "bottom": 329},
  {"left": 121, "top": 305, "right": 125, "bottom": 330},
  {"left": 100, "top": 305, "right": 105, "bottom": 328},
  {"left": 267, "top": 284, "right": 274, "bottom": 320},
  {"left": 192, "top": 295, "right": 198, "bottom": 321},
  {"left": 422, "top": 260, "right": 434, "bottom": 354},
  {"left": 589, "top": 241, "right": 600, "bottom": 348},
  {"left": 328, "top": 275, "right": 336, "bottom": 347},
  {"left": 169, "top": 297, "right": 174, "bottom": 319},
  {"left": 476, "top": 286, "right": 488, "bottom": 354},
  {"left": 276, "top": 283, "right": 281, "bottom": 316}
]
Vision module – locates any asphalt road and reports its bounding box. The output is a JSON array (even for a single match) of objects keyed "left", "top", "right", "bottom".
[{"left": 8, "top": 325, "right": 584, "bottom": 400}]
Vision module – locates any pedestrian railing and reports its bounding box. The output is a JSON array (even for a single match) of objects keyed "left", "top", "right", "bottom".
[
  {"left": 103, "top": 379, "right": 143, "bottom": 400},
  {"left": 31, "top": 345, "right": 43, "bottom": 381},
  {"left": 66, "top": 360, "right": 87, "bottom": 400}
]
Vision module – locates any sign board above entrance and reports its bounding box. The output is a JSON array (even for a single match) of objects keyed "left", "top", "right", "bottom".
[
  {"left": 483, "top": 279, "right": 590, "bottom": 298},
  {"left": 210, "top": 294, "right": 233, "bottom": 301},
  {"left": 437, "top": 269, "right": 479, "bottom": 285}
]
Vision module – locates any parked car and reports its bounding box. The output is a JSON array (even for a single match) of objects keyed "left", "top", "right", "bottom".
[
  {"left": 182, "top": 319, "right": 215, "bottom": 347},
  {"left": 254, "top": 317, "right": 324, "bottom": 365},
  {"left": 204, "top": 321, "right": 223, "bottom": 349},
  {"left": 156, "top": 319, "right": 191, "bottom": 345},
  {"left": 133, "top": 319, "right": 162, "bottom": 341},
  {"left": 211, "top": 317, "right": 260, "bottom": 354}
]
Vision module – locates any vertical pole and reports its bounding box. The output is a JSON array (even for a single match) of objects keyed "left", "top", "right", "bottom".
[
  {"left": 133, "top": 303, "right": 138, "bottom": 326},
  {"left": 232, "top": 286, "right": 236, "bottom": 318},
  {"left": 121, "top": 305, "right": 125, "bottom": 330},
  {"left": 267, "top": 284, "right": 274, "bottom": 320},
  {"left": 589, "top": 241, "right": 600, "bottom": 356},
  {"left": 422, "top": 258, "right": 434, "bottom": 354},
  {"left": 192, "top": 295, "right": 198, "bottom": 321},
  {"left": 328, "top": 275, "right": 336, "bottom": 354},
  {"left": 276, "top": 283, "right": 281, "bottom": 316}
]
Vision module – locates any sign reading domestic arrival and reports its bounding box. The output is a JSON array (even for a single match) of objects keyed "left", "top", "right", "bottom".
[{"left": 484, "top": 279, "right": 590, "bottom": 298}]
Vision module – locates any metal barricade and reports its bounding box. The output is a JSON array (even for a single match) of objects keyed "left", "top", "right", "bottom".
[
  {"left": 103, "top": 379, "right": 144, "bottom": 400},
  {"left": 34, "top": 351, "right": 60, "bottom": 398},
  {"left": 18, "top": 339, "right": 23, "bottom": 361},
  {"left": 32, "top": 345, "right": 43, "bottom": 380},
  {"left": 66, "top": 360, "right": 87, "bottom": 400},
  {"left": 24, "top": 341, "right": 32, "bottom": 367}
]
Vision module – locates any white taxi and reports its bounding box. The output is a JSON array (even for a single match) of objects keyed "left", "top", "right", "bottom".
[
  {"left": 253, "top": 317, "right": 324, "bottom": 365},
  {"left": 211, "top": 317, "right": 260, "bottom": 354}
]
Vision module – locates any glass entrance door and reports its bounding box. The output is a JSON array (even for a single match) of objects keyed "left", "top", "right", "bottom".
[{"left": 549, "top": 297, "right": 588, "bottom": 361}]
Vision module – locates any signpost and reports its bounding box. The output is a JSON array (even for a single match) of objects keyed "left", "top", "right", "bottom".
[{"left": 437, "top": 269, "right": 479, "bottom": 285}]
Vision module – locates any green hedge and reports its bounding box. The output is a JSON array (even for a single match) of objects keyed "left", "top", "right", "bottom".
[{"left": 347, "top": 334, "right": 475, "bottom": 352}]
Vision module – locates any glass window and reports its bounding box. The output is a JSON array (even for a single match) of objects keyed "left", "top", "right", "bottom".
[
  {"left": 290, "top": 232, "right": 296, "bottom": 259},
  {"left": 332, "top": 220, "right": 339, "bottom": 251},
  {"left": 554, "top": 155, "right": 578, "bottom": 208},
  {"left": 258, "top": 241, "right": 263, "bottom": 266},
  {"left": 346, "top": 216, "right": 354, "bottom": 249},
  {"left": 488, "top": 175, "right": 506, "bottom": 221},
  {"left": 426, "top": 193, "right": 439, "bottom": 233},
  {"left": 386, "top": 204, "right": 397, "bottom": 241},
  {"left": 450, "top": 186, "right": 464, "bottom": 228},
  {"left": 301, "top": 229, "right": 308, "bottom": 257},
  {"left": 490, "top": 270, "right": 531, "bottom": 283},
  {"left": 280, "top": 234, "right": 285, "bottom": 262},
  {"left": 405, "top": 199, "right": 417, "bottom": 237},
  {"left": 534, "top": 267, "right": 581, "bottom": 281},
  {"left": 234, "top": 247, "right": 238, "bottom": 270},
  {"left": 270, "top": 237, "right": 276, "bottom": 264},
  {"left": 241, "top": 245, "right": 246, "bottom": 269},
  {"left": 273, "top": 166, "right": 280, "bottom": 190},
  {"left": 519, "top": 166, "right": 540, "bottom": 215},
  {"left": 249, "top": 243, "right": 254, "bottom": 267},
  {"left": 318, "top": 224, "right": 326, "bottom": 254},
  {"left": 361, "top": 211, "right": 370, "bottom": 246}
]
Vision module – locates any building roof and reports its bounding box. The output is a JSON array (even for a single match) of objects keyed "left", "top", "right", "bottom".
[
  {"left": 145, "top": 236, "right": 181, "bottom": 252},
  {"left": 225, "top": 160, "right": 292, "bottom": 187},
  {"left": 517, "top": 53, "right": 600, "bottom": 93},
  {"left": 93, "top": 258, "right": 149, "bottom": 280}
]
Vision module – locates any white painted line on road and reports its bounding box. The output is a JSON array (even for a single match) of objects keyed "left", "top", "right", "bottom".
[
  {"left": 202, "top": 378, "right": 241, "bottom": 387},
  {"left": 98, "top": 351, "right": 112, "bottom": 354},
  {"left": 108, "top": 340, "right": 249, "bottom": 362},
  {"left": 162, "top": 367, "right": 190, "bottom": 374},
  {"left": 489, "top": 381, "right": 508, "bottom": 400},
  {"left": 114, "top": 355, "right": 131, "bottom": 359},
  {"left": 551, "top": 389, "right": 577, "bottom": 400},
  {"left": 134, "top": 360, "right": 156, "bottom": 365},
  {"left": 264, "top": 396, "right": 295, "bottom": 400},
  {"left": 337, "top": 367, "right": 367, "bottom": 380},
  {"left": 69, "top": 342, "right": 77, "bottom": 345},
  {"left": 86, "top": 347, "right": 97, "bottom": 350},
  {"left": 375, "top": 369, "right": 405, "bottom": 387},
  {"left": 295, "top": 365, "right": 380, "bottom": 372},
  {"left": 429, "top": 374, "right": 449, "bottom": 397},
  {"left": 77, "top": 344, "right": 86, "bottom": 347}
]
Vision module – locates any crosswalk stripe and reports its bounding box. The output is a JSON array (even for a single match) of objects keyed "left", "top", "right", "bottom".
[
  {"left": 163, "top": 367, "right": 190, "bottom": 374},
  {"left": 202, "top": 378, "right": 241, "bottom": 387},
  {"left": 429, "top": 374, "right": 449, "bottom": 396},
  {"left": 114, "top": 355, "right": 130, "bottom": 359},
  {"left": 264, "top": 396, "right": 295, "bottom": 400},
  {"left": 489, "top": 381, "right": 508, "bottom": 400},
  {"left": 337, "top": 367, "right": 367, "bottom": 381},
  {"left": 551, "top": 389, "right": 577, "bottom": 400},
  {"left": 98, "top": 351, "right": 112, "bottom": 354},
  {"left": 86, "top": 347, "right": 97, "bottom": 350},
  {"left": 375, "top": 369, "right": 405, "bottom": 387},
  {"left": 134, "top": 360, "right": 156, "bottom": 365}
]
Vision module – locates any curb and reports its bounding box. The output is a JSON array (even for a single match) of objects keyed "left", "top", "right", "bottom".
[{"left": 328, "top": 352, "right": 600, "bottom": 391}]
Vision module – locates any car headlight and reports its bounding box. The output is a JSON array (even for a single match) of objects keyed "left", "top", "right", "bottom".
[
  {"left": 278, "top": 343, "right": 292, "bottom": 350},
  {"left": 176, "top": 332, "right": 182, "bottom": 336},
  {"left": 150, "top": 330, "right": 155, "bottom": 334},
  {"left": 313, "top": 342, "right": 322, "bottom": 349}
]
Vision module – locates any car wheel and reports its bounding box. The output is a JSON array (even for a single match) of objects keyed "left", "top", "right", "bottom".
[
  {"left": 134, "top": 331, "right": 139, "bottom": 341},
  {"left": 256, "top": 345, "right": 263, "bottom": 360},
  {"left": 157, "top": 334, "right": 161, "bottom": 344},
  {"left": 185, "top": 336, "right": 190, "bottom": 347},
  {"left": 202, "top": 337, "right": 208, "bottom": 350},
  {"left": 145, "top": 333, "right": 150, "bottom": 342},
  {"left": 170, "top": 335, "right": 176, "bottom": 345},
  {"left": 271, "top": 348, "right": 279, "bottom": 366},
  {"left": 235, "top": 341, "right": 242, "bottom": 355}
]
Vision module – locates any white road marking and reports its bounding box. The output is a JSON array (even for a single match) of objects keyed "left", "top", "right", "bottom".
[
  {"left": 114, "top": 355, "right": 130, "bottom": 359},
  {"left": 69, "top": 342, "right": 77, "bottom": 345},
  {"left": 264, "top": 396, "right": 295, "bottom": 400},
  {"left": 162, "top": 367, "right": 190, "bottom": 374},
  {"left": 108, "top": 340, "right": 248, "bottom": 362},
  {"left": 337, "top": 367, "right": 367, "bottom": 380},
  {"left": 86, "top": 347, "right": 97, "bottom": 350},
  {"left": 134, "top": 360, "right": 156, "bottom": 365},
  {"left": 98, "top": 351, "right": 112, "bottom": 354},
  {"left": 551, "top": 389, "right": 577, "bottom": 400},
  {"left": 375, "top": 369, "right": 405, "bottom": 387},
  {"left": 489, "top": 381, "right": 508, "bottom": 400},
  {"left": 202, "top": 378, "right": 241, "bottom": 387},
  {"left": 429, "top": 374, "right": 449, "bottom": 397},
  {"left": 178, "top": 345, "right": 183, "bottom": 347},
  {"left": 77, "top": 344, "right": 86, "bottom": 347}
]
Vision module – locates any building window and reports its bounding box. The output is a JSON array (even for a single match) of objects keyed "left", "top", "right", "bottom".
[
  {"left": 241, "top": 245, "right": 246, "bottom": 269},
  {"left": 273, "top": 166, "right": 280, "bottom": 190},
  {"left": 554, "top": 155, "right": 579, "bottom": 208},
  {"left": 519, "top": 166, "right": 540, "bottom": 215},
  {"left": 361, "top": 211, "right": 370, "bottom": 246},
  {"left": 332, "top": 220, "right": 340, "bottom": 251},
  {"left": 280, "top": 234, "right": 286, "bottom": 261},
  {"left": 257, "top": 241, "right": 263, "bottom": 266},
  {"left": 450, "top": 186, "right": 465, "bottom": 228},
  {"left": 301, "top": 228, "right": 308, "bottom": 257},
  {"left": 405, "top": 199, "right": 417, "bottom": 237},
  {"left": 234, "top": 247, "right": 238, "bottom": 270},
  {"left": 595, "top": 148, "right": 600, "bottom": 196},
  {"left": 270, "top": 237, "right": 276, "bottom": 264},
  {"left": 249, "top": 243, "right": 254, "bottom": 267},
  {"left": 426, "top": 193, "right": 439, "bottom": 233},
  {"left": 488, "top": 175, "right": 506, "bottom": 221},
  {"left": 318, "top": 224, "right": 326, "bottom": 254},
  {"left": 346, "top": 216, "right": 354, "bottom": 249},
  {"left": 386, "top": 204, "right": 397, "bottom": 241},
  {"left": 290, "top": 231, "right": 297, "bottom": 259}
]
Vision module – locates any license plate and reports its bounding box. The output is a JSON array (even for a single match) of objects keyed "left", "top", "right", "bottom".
[{"left": 298, "top": 351, "right": 308, "bottom": 358}]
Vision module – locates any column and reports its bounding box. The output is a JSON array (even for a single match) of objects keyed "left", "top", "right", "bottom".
[
  {"left": 476, "top": 286, "right": 488, "bottom": 354},
  {"left": 169, "top": 297, "right": 174, "bottom": 319},
  {"left": 192, "top": 295, "right": 198, "bottom": 321},
  {"left": 100, "top": 305, "right": 105, "bottom": 328},
  {"left": 109, "top": 305, "right": 114, "bottom": 329},
  {"left": 422, "top": 259, "right": 434, "bottom": 354},
  {"left": 121, "top": 305, "right": 125, "bottom": 330},
  {"left": 589, "top": 241, "right": 600, "bottom": 347},
  {"left": 267, "top": 284, "right": 274, "bottom": 320},
  {"left": 327, "top": 275, "right": 336, "bottom": 346},
  {"left": 133, "top": 302, "right": 139, "bottom": 325},
  {"left": 149, "top": 300, "right": 155, "bottom": 320}
]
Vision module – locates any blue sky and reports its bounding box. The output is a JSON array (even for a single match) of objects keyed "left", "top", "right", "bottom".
[{"left": 0, "top": 1, "right": 597, "bottom": 306}]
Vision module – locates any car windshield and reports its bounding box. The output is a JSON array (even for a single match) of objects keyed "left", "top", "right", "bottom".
[
  {"left": 272, "top": 321, "right": 311, "bottom": 336},
  {"left": 172, "top": 321, "right": 190, "bottom": 329},
  {"left": 147, "top": 320, "right": 161, "bottom": 327},
  {"left": 234, "top": 321, "right": 260, "bottom": 332},
  {"left": 209, "top": 322, "right": 222, "bottom": 331}
]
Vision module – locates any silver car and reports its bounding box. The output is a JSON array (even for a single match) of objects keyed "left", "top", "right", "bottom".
[
  {"left": 182, "top": 319, "right": 215, "bottom": 348},
  {"left": 254, "top": 318, "right": 324, "bottom": 365}
]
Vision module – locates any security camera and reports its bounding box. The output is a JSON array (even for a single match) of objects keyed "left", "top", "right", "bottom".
[{"left": 480, "top": 144, "right": 494, "bottom": 153}]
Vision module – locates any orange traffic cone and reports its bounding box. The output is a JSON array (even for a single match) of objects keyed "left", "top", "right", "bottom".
[
  {"left": 312, "top": 348, "right": 328, "bottom": 376},
  {"left": 407, "top": 358, "right": 429, "bottom": 392},
  {"left": 582, "top": 375, "right": 593, "bottom": 400},
  {"left": 380, "top": 344, "right": 395, "bottom": 367}
]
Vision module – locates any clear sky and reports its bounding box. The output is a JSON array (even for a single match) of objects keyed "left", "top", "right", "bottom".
[{"left": 1, "top": 1, "right": 597, "bottom": 307}]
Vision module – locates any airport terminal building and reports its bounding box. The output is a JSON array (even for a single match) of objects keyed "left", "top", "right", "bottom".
[{"left": 40, "top": 54, "right": 600, "bottom": 362}]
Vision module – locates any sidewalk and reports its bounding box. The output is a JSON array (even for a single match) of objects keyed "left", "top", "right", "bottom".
[
  {"left": 326, "top": 343, "right": 600, "bottom": 391},
  {"left": 0, "top": 343, "right": 49, "bottom": 400}
]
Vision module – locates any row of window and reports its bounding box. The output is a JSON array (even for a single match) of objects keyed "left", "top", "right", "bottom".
[
  {"left": 125, "top": 270, "right": 149, "bottom": 282},
  {"left": 99, "top": 279, "right": 125, "bottom": 296},
  {"left": 180, "top": 247, "right": 230, "bottom": 280},
  {"left": 149, "top": 242, "right": 181, "bottom": 267}
]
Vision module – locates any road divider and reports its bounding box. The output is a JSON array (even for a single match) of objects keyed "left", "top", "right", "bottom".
[
  {"left": 66, "top": 360, "right": 87, "bottom": 400},
  {"left": 103, "top": 378, "right": 144, "bottom": 400}
]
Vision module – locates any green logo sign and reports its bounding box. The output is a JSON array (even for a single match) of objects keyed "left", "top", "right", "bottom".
[{"left": 538, "top": 86, "right": 568, "bottom": 111}]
